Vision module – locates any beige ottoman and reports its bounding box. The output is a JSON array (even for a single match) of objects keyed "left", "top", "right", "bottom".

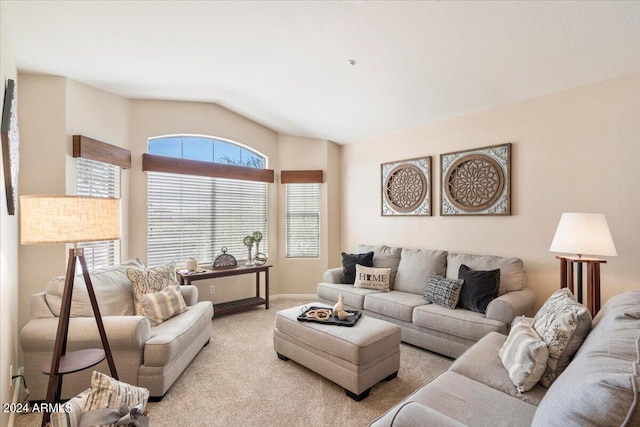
[{"left": 274, "top": 303, "right": 401, "bottom": 401}]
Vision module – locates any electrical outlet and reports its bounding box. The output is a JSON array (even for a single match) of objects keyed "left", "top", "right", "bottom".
[{"left": 209, "top": 285, "right": 215, "bottom": 294}]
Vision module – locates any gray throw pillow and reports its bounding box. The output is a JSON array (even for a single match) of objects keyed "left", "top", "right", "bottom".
[
  {"left": 424, "top": 275, "right": 464, "bottom": 309},
  {"left": 341, "top": 251, "right": 374, "bottom": 284},
  {"left": 532, "top": 288, "right": 592, "bottom": 387}
]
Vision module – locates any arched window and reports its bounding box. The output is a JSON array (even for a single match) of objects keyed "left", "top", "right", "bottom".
[{"left": 146, "top": 135, "right": 268, "bottom": 266}]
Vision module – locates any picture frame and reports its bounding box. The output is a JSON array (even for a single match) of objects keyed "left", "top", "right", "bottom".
[
  {"left": 381, "top": 156, "right": 431, "bottom": 216},
  {"left": 440, "top": 143, "right": 511, "bottom": 216},
  {"left": 1, "top": 79, "right": 19, "bottom": 215}
]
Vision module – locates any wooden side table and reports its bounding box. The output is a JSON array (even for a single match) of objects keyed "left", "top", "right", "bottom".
[
  {"left": 557, "top": 256, "right": 606, "bottom": 316},
  {"left": 177, "top": 265, "right": 271, "bottom": 316}
]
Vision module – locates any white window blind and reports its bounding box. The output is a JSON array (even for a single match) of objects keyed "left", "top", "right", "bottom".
[
  {"left": 76, "top": 157, "right": 121, "bottom": 270},
  {"left": 286, "top": 183, "right": 320, "bottom": 258},
  {"left": 147, "top": 172, "right": 268, "bottom": 267}
]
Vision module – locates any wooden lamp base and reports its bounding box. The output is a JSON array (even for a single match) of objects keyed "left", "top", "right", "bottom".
[{"left": 556, "top": 255, "right": 606, "bottom": 316}]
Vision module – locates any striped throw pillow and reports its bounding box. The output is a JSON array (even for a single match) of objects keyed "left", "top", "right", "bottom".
[
  {"left": 140, "top": 285, "right": 187, "bottom": 326},
  {"left": 424, "top": 275, "right": 463, "bottom": 309},
  {"left": 83, "top": 371, "right": 149, "bottom": 427},
  {"left": 499, "top": 318, "right": 549, "bottom": 393},
  {"left": 50, "top": 388, "right": 90, "bottom": 427}
]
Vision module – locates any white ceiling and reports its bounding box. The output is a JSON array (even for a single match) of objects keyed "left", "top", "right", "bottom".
[{"left": 5, "top": 1, "right": 640, "bottom": 144}]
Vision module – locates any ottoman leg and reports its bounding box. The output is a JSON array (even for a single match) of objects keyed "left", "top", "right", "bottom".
[
  {"left": 277, "top": 353, "right": 290, "bottom": 361},
  {"left": 384, "top": 371, "right": 398, "bottom": 381},
  {"left": 345, "top": 388, "right": 370, "bottom": 401}
]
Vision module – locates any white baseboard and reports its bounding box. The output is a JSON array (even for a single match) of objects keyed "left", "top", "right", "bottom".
[{"left": 270, "top": 294, "right": 317, "bottom": 301}]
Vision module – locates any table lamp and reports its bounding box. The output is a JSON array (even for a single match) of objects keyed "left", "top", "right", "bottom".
[
  {"left": 549, "top": 212, "right": 617, "bottom": 315},
  {"left": 20, "top": 195, "right": 121, "bottom": 426}
]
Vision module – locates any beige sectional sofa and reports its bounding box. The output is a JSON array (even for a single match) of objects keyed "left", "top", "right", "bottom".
[
  {"left": 370, "top": 290, "right": 640, "bottom": 426},
  {"left": 317, "top": 245, "right": 536, "bottom": 358},
  {"left": 20, "top": 259, "right": 213, "bottom": 400}
]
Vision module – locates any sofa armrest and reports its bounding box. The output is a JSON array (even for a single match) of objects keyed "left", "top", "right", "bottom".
[
  {"left": 21, "top": 316, "right": 151, "bottom": 353},
  {"left": 323, "top": 267, "right": 342, "bottom": 284},
  {"left": 486, "top": 287, "right": 536, "bottom": 326},
  {"left": 31, "top": 292, "right": 55, "bottom": 318},
  {"left": 370, "top": 402, "right": 466, "bottom": 427},
  {"left": 179, "top": 285, "right": 199, "bottom": 306}
]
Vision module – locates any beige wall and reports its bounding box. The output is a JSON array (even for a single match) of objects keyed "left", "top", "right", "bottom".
[
  {"left": 0, "top": 2, "right": 19, "bottom": 422},
  {"left": 342, "top": 72, "right": 640, "bottom": 310},
  {"left": 277, "top": 135, "right": 342, "bottom": 294}
]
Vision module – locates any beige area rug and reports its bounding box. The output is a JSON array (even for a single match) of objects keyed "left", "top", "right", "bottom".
[{"left": 15, "top": 299, "right": 451, "bottom": 427}]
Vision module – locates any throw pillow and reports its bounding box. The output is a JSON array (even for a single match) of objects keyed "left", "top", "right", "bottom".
[
  {"left": 127, "top": 262, "right": 178, "bottom": 315},
  {"left": 83, "top": 371, "right": 149, "bottom": 427},
  {"left": 458, "top": 264, "right": 500, "bottom": 314},
  {"left": 341, "top": 251, "right": 374, "bottom": 284},
  {"left": 355, "top": 244, "right": 402, "bottom": 288},
  {"left": 50, "top": 388, "right": 91, "bottom": 427},
  {"left": 424, "top": 275, "right": 464, "bottom": 309},
  {"left": 499, "top": 318, "right": 549, "bottom": 393},
  {"left": 532, "top": 288, "right": 592, "bottom": 387},
  {"left": 140, "top": 285, "right": 188, "bottom": 326},
  {"left": 353, "top": 265, "right": 391, "bottom": 291}
]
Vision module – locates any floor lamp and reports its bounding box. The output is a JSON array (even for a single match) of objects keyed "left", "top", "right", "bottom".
[
  {"left": 20, "top": 195, "right": 121, "bottom": 426},
  {"left": 549, "top": 212, "right": 617, "bottom": 316}
]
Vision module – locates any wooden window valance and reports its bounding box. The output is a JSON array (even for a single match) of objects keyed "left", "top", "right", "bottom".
[
  {"left": 73, "top": 135, "right": 131, "bottom": 169},
  {"left": 281, "top": 170, "right": 323, "bottom": 184},
  {"left": 142, "top": 153, "right": 275, "bottom": 183}
]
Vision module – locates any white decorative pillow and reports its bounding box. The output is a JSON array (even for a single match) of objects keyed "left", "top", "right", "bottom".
[
  {"left": 127, "top": 262, "right": 178, "bottom": 315},
  {"left": 50, "top": 388, "right": 91, "bottom": 427},
  {"left": 424, "top": 275, "right": 463, "bottom": 309},
  {"left": 141, "top": 285, "right": 187, "bottom": 326},
  {"left": 353, "top": 265, "right": 391, "bottom": 292},
  {"left": 532, "top": 288, "right": 592, "bottom": 387},
  {"left": 83, "top": 371, "right": 149, "bottom": 427},
  {"left": 499, "top": 318, "right": 549, "bottom": 392}
]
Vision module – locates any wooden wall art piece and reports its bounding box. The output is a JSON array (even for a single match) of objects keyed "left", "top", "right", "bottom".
[
  {"left": 440, "top": 143, "right": 511, "bottom": 216},
  {"left": 381, "top": 156, "right": 431, "bottom": 216},
  {"left": 1, "top": 79, "right": 19, "bottom": 215}
]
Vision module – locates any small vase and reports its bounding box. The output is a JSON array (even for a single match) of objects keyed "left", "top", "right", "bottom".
[{"left": 245, "top": 246, "right": 254, "bottom": 266}]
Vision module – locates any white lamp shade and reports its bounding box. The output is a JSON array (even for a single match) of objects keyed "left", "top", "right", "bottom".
[
  {"left": 20, "top": 195, "right": 120, "bottom": 244},
  {"left": 549, "top": 213, "right": 617, "bottom": 257}
]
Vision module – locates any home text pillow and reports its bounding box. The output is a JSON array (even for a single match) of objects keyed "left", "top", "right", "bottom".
[
  {"left": 127, "top": 262, "right": 178, "bottom": 315},
  {"left": 458, "top": 264, "right": 500, "bottom": 314},
  {"left": 499, "top": 318, "right": 549, "bottom": 393},
  {"left": 424, "top": 275, "right": 463, "bottom": 309},
  {"left": 83, "top": 371, "right": 149, "bottom": 427},
  {"left": 341, "top": 251, "right": 374, "bottom": 284},
  {"left": 532, "top": 288, "right": 592, "bottom": 387},
  {"left": 353, "top": 265, "right": 391, "bottom": 291},
  {"left": 140, "top": 285, "right": 187, "bottom": 326}
]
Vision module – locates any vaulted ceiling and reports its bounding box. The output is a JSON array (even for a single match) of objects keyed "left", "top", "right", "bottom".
[{"left": 5, "top": 1, "right": 640, "bottom": 143}]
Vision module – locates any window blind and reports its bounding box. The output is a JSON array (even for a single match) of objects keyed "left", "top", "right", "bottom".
[
  {"left": 76, "top": 157, "right": 121, "bottom": 270},
  {"left": 286, "top": 183, "right": 320, "bottom": 258},
  {"left": 147, "top": 172, "right": 268, "bottom": 267}
]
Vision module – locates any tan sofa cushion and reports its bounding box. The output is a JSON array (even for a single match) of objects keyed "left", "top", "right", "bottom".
[
  {"left": 143, "top": 301, "right": 213, "bottom": 366},
  {"left": 412, "top": 303, "right": 507, "bottom": 341},
  {"left": 45, "top": 258, "right": 144, "bottom": 317},
  {"left": 356, "top": 244, "right": 401, "bottom": 288},
  {"left": 364, "top": 291, "right": 428, "bottom": 322},
  {"left": 446, "top": 253, "right": 525, "bottom": 294},
  {"left": 394, "top": 248, "right": 447, "bottom": 295},
  {"left": 317, "top": 282, "right": 380, "bottom": 309}
]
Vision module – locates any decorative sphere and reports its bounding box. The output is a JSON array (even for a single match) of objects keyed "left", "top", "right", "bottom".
[{"left": 253, "top": 252, "right": 268, "bottom": 266}]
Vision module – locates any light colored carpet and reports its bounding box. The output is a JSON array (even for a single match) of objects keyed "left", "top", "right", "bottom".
[{"left": 15, "top": 299, "right": 451, "bottom": 427}]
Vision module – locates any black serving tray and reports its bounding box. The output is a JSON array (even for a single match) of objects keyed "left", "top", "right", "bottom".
[{"left": 297, "top": 306, "right": 362, "bottom": 327}]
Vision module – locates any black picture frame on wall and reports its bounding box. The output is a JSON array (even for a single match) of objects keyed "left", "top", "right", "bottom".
[{"left": 1, "top": 79, "right": 19, "bottom": 215}]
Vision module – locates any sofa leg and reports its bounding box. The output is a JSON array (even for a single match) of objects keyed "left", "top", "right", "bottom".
[
  {"left": 345, "top": 388, "right": 370, "bottom": 401},
  {"left": 384, "top": 371, "right": 398, "bottom": 381},
  {"left": 277, "top": 353, "right": 289, "bottom": 361}
]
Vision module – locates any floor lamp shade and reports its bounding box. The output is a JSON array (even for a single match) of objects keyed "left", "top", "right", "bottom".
[
  {"left": 20, "top": 195, "right": 120, "bottom": 245},
  {"left": 549, "top": 213, "right": 617, "bottom": 257}
]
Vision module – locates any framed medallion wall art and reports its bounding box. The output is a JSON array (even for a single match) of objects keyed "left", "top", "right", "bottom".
[
  {"left": 381, "top": 156, "right": 431, "bottom": 216},
  {"left": 440, "top": 143, "right": 511, "bottom": 216},
  {"left": 1, "top": 79, "right": 19, "bottom": 215}
]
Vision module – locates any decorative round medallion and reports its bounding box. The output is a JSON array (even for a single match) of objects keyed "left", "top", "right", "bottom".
[
  {"left": 445, "top": 154, "right": 504, "bottom": 212},
  {"left": 384, "top": 164, "right": 427, "bottom": 213}
]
